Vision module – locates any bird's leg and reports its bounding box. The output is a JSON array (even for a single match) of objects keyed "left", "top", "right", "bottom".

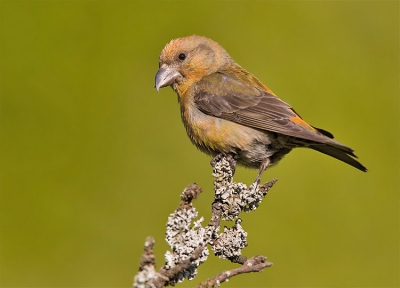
[
  {"left": 254, "top": 158, "right": 271, "bottom": 186},
  {"left": 210, "top": 152, "right": 237, "bottom": 175}
]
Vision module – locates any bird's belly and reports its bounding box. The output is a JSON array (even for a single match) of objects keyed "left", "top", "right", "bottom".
[
  {"left": 191, "top": 116, "right": 255, "bottom": 151},
  {"left": 184, "top": 109, "right": 278, "bottom": 167}
]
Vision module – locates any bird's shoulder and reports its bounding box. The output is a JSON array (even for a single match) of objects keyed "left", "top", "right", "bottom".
[{"left": 192, "top": 68, "right": 291, "bottom": 116}]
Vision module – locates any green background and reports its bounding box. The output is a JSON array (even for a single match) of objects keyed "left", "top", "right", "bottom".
[{"left": 2, "top": 1, "right": 398, "bottom": 287}]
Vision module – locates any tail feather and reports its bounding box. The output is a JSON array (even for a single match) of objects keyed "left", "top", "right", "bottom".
[{"left": 310, "top": 144, "right": 367, "bottom": 172}]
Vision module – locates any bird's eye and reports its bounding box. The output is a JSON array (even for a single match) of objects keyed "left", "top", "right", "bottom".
[{"left": 178, "top": 53, "right": 186, "bottom": 60}]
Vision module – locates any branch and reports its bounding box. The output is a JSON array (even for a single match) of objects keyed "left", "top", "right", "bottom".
[
  {"left": 197, "top": 255, "right": 273, "bottom": 288},
  {"left": 133, "top": 157, "right": 277, "bottom": 287}
]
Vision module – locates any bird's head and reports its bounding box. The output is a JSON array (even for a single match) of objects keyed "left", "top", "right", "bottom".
[{"left": 155, "top": 35, "right": 232, "bottom": 92}]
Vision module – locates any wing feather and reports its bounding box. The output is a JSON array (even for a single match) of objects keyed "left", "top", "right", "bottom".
[{"left": 194, "top": 72, "right": 331, "bottom": 143}]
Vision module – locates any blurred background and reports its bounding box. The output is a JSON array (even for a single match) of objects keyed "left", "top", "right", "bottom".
[{"left": 2, "top": 1, "right": 398, "bottom": 287}]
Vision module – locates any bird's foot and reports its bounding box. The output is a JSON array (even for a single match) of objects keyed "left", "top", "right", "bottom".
[
  {"left": 252, "top": 173, "right": 263, "bottom": 189},
  {"left": 210, "top": 152, "right": 237, "bottom": 175},
  {"left": 210, "top": 153, "right": 224, "bottom": 167},
  {"left": 253, "top": 158, "right": 271, "bottom": 187}
]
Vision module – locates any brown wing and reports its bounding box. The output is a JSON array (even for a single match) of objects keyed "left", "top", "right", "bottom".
[{"left": 194, "top": 72, "right": 331, "bottom": 144}]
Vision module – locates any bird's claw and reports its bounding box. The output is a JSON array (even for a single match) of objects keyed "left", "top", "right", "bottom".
[
  {"left": 253, "top": 176, "right": 261, "bottom": 188},
  {"left": 210, "top": 152, "right": 237, "bottom": 175}
]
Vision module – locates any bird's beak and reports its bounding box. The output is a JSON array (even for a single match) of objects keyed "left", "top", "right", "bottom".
[{"left": 155, "top": 66, "right": 181, "bottom": 92}]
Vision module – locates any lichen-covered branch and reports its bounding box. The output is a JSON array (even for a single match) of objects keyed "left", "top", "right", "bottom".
[
  {"left": 133, "top": 157, "right": 277, "bottom": 288},
  {"left": 197, "top": 255, "right": 273, "bottom": 288}
]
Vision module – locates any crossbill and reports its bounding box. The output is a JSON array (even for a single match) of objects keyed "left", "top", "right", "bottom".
[{"left": 155, "top": 35, "right": 367, "bottom": 184}]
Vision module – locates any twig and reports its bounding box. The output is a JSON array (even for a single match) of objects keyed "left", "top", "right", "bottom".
[{"left": 197, "top": 255, "right": 273, "bottom": 288}]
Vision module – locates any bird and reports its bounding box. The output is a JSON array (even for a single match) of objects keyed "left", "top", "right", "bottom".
[{"left": 154, "top": 35, "right": 367, "bottom": 184}]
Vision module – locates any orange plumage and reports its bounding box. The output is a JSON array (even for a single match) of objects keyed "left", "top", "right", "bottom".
[{"left": 155, "top": 35, "right": 366, "bottom": 184}]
